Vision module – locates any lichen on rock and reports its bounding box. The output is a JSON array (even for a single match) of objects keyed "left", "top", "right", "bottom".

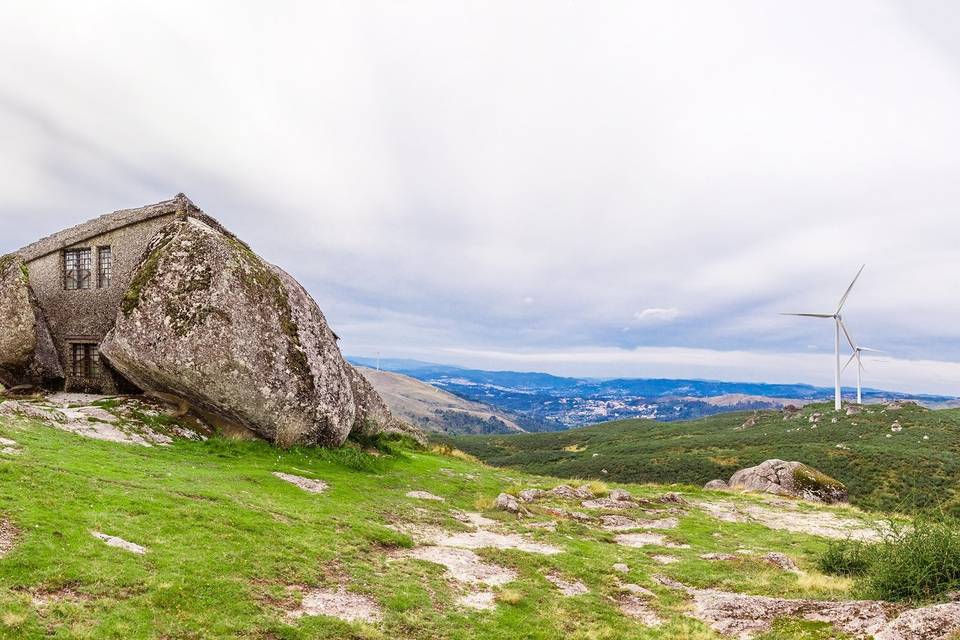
[{"left": 0, "top": 254, "right": 63, "bottom": 387}]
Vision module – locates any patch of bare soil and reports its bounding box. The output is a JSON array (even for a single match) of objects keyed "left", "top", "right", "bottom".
[
  {"left": 650, "top": 554, "right": 679, "bottom": 565},
  {"left": 433, "top": 530, "right": 562, "bottom": 555},
  {"left": 695, "top": 500, "right": 881, "bottom": 541},
  {"left": 617, "top": 594, "right": 663, "bottom": 627},
  {"left": 409, "top": 546, "right": 517, "bottom": 586},
  {"left": 272, "top": 472, "right": 328, "bottom": 494},
  {"left": 457, "top": 590, "right": 497, "bottom": 610},
  {"left": 91, "top": 531, "right": 146, "bottom": 554},
  {"left": 0, "top": 436, "right": 21, "bottom": 456},
  {"left": 615, "top": 533, "right": 690, "bottom": 549},
  {"left": 545, "top": 572, "right": 589, "bottom": 596},
  {"left": 288, "top": 587, "right": 382, "bottom": 623},
  {"left": 29, "top": 586, "right": 92, "bottom": 608},
  {"left": 406, "top": 491, "right": 445, "bottom": 501},
  {"left": 0, "top": 518, "right": 20, "bottom": 557}
]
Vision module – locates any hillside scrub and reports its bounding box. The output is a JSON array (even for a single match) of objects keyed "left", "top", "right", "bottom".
[
  {"left": 449, "top": 402, "right": 960, "bottom": 515},
  {"left": 819, "top": 518, "right": 960, "bottom": 603}
]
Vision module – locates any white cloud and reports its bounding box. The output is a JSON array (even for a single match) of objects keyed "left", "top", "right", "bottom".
[{"left": 634, "top": 308, "right": 680, "bottom": 323}]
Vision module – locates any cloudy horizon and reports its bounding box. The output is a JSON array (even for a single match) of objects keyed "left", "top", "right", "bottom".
[{"left": 2, "top": 1, "right": 959, "bottom": 396}]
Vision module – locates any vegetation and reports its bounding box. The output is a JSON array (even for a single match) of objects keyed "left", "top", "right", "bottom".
[
  {"left": 0, "top": 408, "right": 905, "bottom": 639},
  {"left": 447, "top": 402, "right": 960, "bottom": 515},
  {"left": 819, "top": 518, "right": 960, "bottom": 603}
]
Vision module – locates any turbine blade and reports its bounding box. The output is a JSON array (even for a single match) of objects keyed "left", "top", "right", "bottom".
[
  {"left": 859, "top": 347, "right": 883, "bottom": 353},
  {"left": 838, "top": 318, "right": 857, "bottom": 350},
  {"left": 836, "top": 264, "right": 866, "bottom": 314},
  {"left": 780, "top": 313, "right": 834, "bottom": 318},
  {"left": 842, "top": 351, "right": 857, "bottom": 373}
]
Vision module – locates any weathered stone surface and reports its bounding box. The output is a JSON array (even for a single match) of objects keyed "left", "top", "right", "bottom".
[
  {"left": 0, "top": 255, "right": 62, "bottom": 387},
  {"left": 347, "top": 364, "right": 424, "bottom": 443},
  {"left": 704, "top": 479, "right": 729, "bottom": 490},
  {"left": 728, "top": 459, "right": 848, "bottom": 504},
  {"left": 100, "top": 217, "right": 358, "bottom": 447},
  {"left": 875, "top": 602, "right": 960, "bottom": 640},
  {"left": 494, "top": 493, "right": 522, "bottom": 514}
]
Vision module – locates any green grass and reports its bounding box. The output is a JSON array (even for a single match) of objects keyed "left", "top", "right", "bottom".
[
  {"left": 448, "top": 402, "right": 960, "bottom": 515},
  {"left": 0, "top": 410, "right": 902, "bottom": 639}
]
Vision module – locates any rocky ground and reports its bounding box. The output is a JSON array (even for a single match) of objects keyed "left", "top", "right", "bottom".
[{"left": 0, "top": 399, "right": 958, "bottom": 639}]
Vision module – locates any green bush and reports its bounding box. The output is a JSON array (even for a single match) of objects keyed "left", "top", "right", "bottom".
[
  {"left": 817, "top": 539, "right": 872, "bottom": 576},
  {"left": 864, "top": 519, "right": 960, "bottom": 602},
  {"left": 818, "top": 518, "right": 960, "bottom": 602}
]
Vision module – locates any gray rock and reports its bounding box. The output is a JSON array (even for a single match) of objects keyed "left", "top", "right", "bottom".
[
  {"left": 874, "top": 603, "right": 960, "bottom": 640},
  {"left": 608, "top": 488, "right": 633, "bottom": 502},
  {"left": 763, "top": 552, "right": 800, "bottom": 572},
  {"left": 704, "top": 479, "right": 729, "bottom": 490},
  {"left": 346, "top": 364, "right": 424, "bottom": 444},
  {"left": 100, "top": 217, "right": 358, "bottom": 447},
  {"left": 728, "top": 459, "right": 848, "bottom": 504},
  {"left": 494, "top": 493, "right": 521, "bottom": 514},
  {"left": 0, "top": 254, "right": 63, "bottom": 387},
  {"left": 519, "top": 489, "right": 546, "bottom": 503}
]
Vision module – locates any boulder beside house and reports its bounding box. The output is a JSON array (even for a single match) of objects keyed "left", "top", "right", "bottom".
[{"left": 0, "top": 194, "right": 411, "bottom": 447}]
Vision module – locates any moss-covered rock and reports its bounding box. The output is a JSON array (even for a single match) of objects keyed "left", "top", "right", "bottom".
[
  {"left": 0, "top": 254, "right": 63, "bottom": 387},
  {"left": 100, "top": 217, "right": 371, "bottom": 447},
  {"left": 728, "top": 459, "right": 848, "bottom": 503}
]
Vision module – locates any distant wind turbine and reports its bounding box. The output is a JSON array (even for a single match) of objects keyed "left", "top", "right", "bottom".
[
  {"left": 782, "top": 264, "right": 865, "bottom": 412},
  {"left": 840, "top": 323, "right": 882, "bottom": 406}
]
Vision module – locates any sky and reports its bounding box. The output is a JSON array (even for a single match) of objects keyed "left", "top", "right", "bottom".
[{"left": 1, "top": 1, "right": 959, "bottom": 395}]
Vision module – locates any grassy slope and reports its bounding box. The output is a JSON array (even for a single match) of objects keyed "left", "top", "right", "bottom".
[
  {"left": 0, "top": 412, "right": 889, "bottom": 639},
  {"left": 449, "top": 403, "right": 960, "bottom": 515}
]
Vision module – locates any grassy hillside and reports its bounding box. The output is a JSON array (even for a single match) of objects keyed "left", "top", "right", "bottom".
[
  {"left": 449, "top": 403, "right": 960, "bottom": 515},
  {"left": 1, "top": 398, "right": 946, "bottom": 639}
]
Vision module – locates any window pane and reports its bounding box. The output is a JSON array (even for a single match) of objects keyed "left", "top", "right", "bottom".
[
  {"left": 98, "top": 246, "right": 112, "bottom": 288},
  {"left": 64, "top": 249, "right": 92, "bottom": 290}
]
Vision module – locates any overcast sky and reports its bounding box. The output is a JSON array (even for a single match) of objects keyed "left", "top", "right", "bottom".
[{"left": 2, "top": 1, "right": 959, "bottom": 394}]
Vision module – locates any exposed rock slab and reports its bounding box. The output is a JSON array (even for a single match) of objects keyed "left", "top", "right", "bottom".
[
  {"left": 875, "top": 603, "right": 960, "bottom": 640},
  {"left": 409, "top": 546, "right": 516, "bottom": 585},
  {"left": 91, "top": 531, "right": 146, "bottom": 554},
  {"left": 546, "top": 572, "right": 589, "bottom": 596},
  {"left": 273, "top": 472, "right": 328, "bottom": 494},
  {"left": 695, "top": 500, "right": 880, "bottom": 541},
  {"left": 617, "top": 594, "right": 663, "bottom": 626},
  {"left": 406, "top": 491, "right": 444, "bottom": 502},
  {"left": 288, "top": 587, "right": 382, "bottom": 623},
  {"left": 615, "top": 533, "right": 689, "bottom": 549},
  {"left": 457, "top": 590, "right": 497, "bottom": 610}
]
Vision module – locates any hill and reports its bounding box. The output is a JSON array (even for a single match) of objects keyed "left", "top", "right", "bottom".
[
  {"left": 348, "top": 357, "right": 956, "bottom": 428},
  {"left": 2, "top": 395, "right": 959, "bottom": 639},
  {"left": 448, "top": 402, "right": 960, "bottom": 516},
  {"left": 356, "top": 367, "right": 541, "bottom": 435}
]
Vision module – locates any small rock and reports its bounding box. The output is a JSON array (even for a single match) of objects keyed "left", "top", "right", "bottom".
[
  {"left": 657, "top": 492, "right": 688, "bottom": 506},
  {"left": 704, "top": 479, "right": 729, "bottom": 490},
  {"left": 493, "top": 493, "right": 521, "bottom": 514},
  {"left": 612, "top": 563, "right": 630, "bottom": 573},
  {"left": 91, "top": 531, "right": 146, "bottom": 555},
  {"left": 622, "top": 583, "right": 654, "bottom": 597},
  {"left": 519, "top": 488, "right": 545, "bottom": 502},
  {"left": 273, "top": 472, "right": 329, "bottom": 494},
  {"left": 609, "top": 488, "right": 633, "bottom": 502},
  {"left": 546, "top": 572, "right": 590, "bottom": 596},
  {"left": 582, "top": 498, "right": 634, "bottom": 510},
  {"left": 763, "top": 552, "right": 800, "bottom": 572}
]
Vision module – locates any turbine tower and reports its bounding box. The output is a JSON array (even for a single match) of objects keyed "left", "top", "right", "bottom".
[
  {"left": 840, "top": 323, "right": 881, "bottom": 405},
  {"left": 782, "top": 264, "right": 865, "bottom": 411}
]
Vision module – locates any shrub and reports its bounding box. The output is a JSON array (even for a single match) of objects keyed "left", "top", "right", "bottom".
[
  {"left": 864, "top": 519, "right": 960, "bottom": 602},
  {"left": 817, "top": 539, "right": 873, "bottom": 577}
]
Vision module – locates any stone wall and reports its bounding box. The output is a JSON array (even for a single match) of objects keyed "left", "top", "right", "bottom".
[{"left": 25, "top": 214, "right": 176, "bottom": 392}]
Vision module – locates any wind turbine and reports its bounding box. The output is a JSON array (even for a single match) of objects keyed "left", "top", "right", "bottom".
[
  {"left": 782, "top": 264, "right": 865, "bottom": 412},
  {"left": 840, "top": 324, "right": 881, "bottom": 405}
]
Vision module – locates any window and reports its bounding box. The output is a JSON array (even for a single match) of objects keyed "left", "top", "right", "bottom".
[
  {"left": 64, "top": 248, "right": 92, "bottom": 290},
  {"left": 98, "top": 246, "right": 112, "bottom": 288},
  {"left": 71, "top": 343, "right": 99, "bottom": 378}
]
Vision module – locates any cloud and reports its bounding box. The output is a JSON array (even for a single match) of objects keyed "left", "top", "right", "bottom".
[
  {"left": 634, "top": 308, "right": 680, "bottom": 323},
  {"left": 0, "top": 1, "right": 957, "bottom": 393}
]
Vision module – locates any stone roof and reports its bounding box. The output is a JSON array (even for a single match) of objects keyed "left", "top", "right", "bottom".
[{"left": 14, "top": 193, "right": 202, "bottom": 262}]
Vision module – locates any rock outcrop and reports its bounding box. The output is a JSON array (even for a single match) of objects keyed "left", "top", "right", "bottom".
[
  {"left": 704, "top": 479, "right": 729, "bottom": 490},
  {"left": 0, "top": 254, "right": 62, "bottom": 388},
  {"left": 727, "top": 459, "right": 847, "bottom": 504},
  {"left": 100, "top": 216, "right": 361, "bottom": 447}
]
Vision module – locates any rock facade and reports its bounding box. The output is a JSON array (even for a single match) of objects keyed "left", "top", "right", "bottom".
[
  {"left": 99, "top": 216, "right": 360, "bottom": 447},
  {"left": 728, "top": 459, "right": 848, "bottom": 503},
  {"left": 0, "top": 254, "right": 62, "bottom": 387}
]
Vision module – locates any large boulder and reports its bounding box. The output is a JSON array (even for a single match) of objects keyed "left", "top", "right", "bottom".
[
  {"left": 0, "top": 254, "right": 62, "bottom": 388},
  {"left": 727, "top": 459, "right": 848, "bottom": 504},
  {"left": 100, "top": 216, "right": 360, "bottom": 447}
]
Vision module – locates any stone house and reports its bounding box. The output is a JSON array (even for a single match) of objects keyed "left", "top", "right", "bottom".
[{"left": 5, "top": 194, "right": 209, "bottom": 393}]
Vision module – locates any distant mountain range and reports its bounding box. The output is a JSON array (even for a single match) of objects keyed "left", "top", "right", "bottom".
[{"left": 350, "top": 356, "right": 958, "bottom": 430}]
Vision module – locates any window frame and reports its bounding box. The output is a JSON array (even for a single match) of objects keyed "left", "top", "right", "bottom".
[
  {"left": 63, "top": 247, "right": 93, "bottom": 290},
  {"left": 97, "top": 245, "right": 113, "bottom": 288},
  {"left": 70, "top": 343, "right": 100, "bottom": 378}
]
